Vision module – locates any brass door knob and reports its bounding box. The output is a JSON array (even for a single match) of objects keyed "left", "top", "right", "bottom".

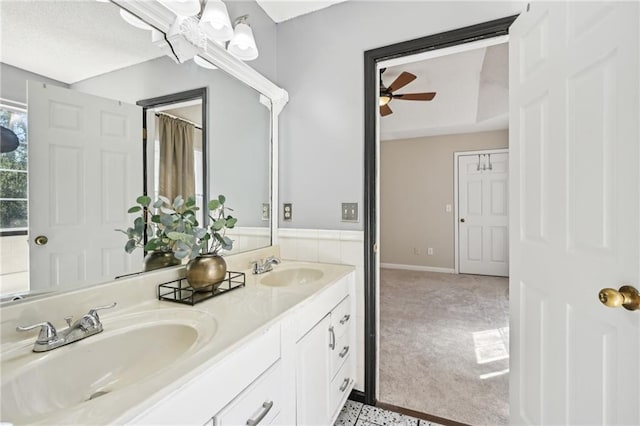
[
  {"left": 599, "top": 285, "right": 640, "bottom": 311},
  {"left": 34, "top": 235, "right": 48, "bottom": 246}
]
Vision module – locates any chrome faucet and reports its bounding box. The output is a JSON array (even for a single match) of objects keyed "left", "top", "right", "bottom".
[
  {"left": 16, "top": 302, "right": 117, "bottom": 352},
  {"left": 252, "top": 256, "right": 281, "bottom": 274}
]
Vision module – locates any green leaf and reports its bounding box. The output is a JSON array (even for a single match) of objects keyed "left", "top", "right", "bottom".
[
  {"left": 225, "top": 217, "right": 237, "bottom": 228},
  {"left": 133, "top": 217, "right": 145, "bottom": 234},
  {"left": 160, "top": 214, "right": 174, "bottom": 227},
  {"left": 151, "top": 214, "right": 161, "bottom": 223},
  {"left": 218, "top": 194, "right": 226, "bottom": 204},
  {"left": 208, "top": 199, "right": 220, "bottom": 211},
  {"left": 160, "top": 207, "right": 175, "bottom": 214},
  {"left": 174, "top": 249, "right": 189, "bottom": 259},
  {"left": 167, "top": 231, "right": 194, "bottom": 243},
  {"left": 124, "top": 239, "right": 137, "bottom": 253},
  {"left": 221, "top": 236, "right": 233, "bottom": 250},
  {"left": 153, "top": 199, "right": 163, "bottom": 209},
  {"left": 136, "top": 195, "right": 151, "bottom": 207},
  {"left": 186, "top": 197, "right": 196, "bottom": 208},
  {"left": 212, "top": 218, "right": 225, "bottom": 231},
  {"left": 173, "top": 195, "right": 184, "bottom": 209},
  {"left": 128, "top": 206, "right": 142, "bottom": 213},
  {"left": 158, "top": 195, "right": 171, "bottom": 205}
]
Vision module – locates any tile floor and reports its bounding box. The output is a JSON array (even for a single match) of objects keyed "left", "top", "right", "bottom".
[{"left": 334, "top": 400, "right": 445, "bottom": 426}]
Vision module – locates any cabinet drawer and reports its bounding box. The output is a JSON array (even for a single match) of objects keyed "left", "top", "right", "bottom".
[
  {"left": 330, "top": 330, "right": 351, "bottom": 379},
  {"left": 329, "top": 356, "right": 353, "bottom": 418},
  {"left": 213, "top": 361, "right": 284, "bottom": 426},
  {"left": 332, "top": 296, "right": 351, "bottom": 339}
]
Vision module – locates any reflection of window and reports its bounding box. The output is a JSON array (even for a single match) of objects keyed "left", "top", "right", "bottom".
[{"left": 0, "top": 102, "right": 28, "bottom": 234}]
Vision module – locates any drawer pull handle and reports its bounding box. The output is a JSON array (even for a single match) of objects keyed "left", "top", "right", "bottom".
[
  {"left": 246, "top": 400, "right": 273, "bottom": 426},
  {"left": 339, "top": 345, "right": 350, "bottom": 358},
  {"left": 329, "top": 326, "right": 336, "bottom": 350},
  {"left": 339, "top": 378, "right": 350, "bottom": 392},
  {"left": 340, "top": 314, "right": 351, "bottom": 325}
]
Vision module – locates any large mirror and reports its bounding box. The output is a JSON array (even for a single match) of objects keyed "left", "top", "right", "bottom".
[{"left": 0, "top": 0, "right": 275, "bottom": 300}]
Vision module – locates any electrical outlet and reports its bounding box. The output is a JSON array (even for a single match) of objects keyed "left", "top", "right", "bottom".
[
  {"left": 414, "top": 247, "right": 421, "bottom": 255},
  {"left": 341, "top": 202, "right": 358, "bottom": 222},
  {"left": 427, "top": 247, "right": 434, "bottom": 256},
  {"left": 262, "top": 203, "right": 270, "bottom": 221},
  {"left": 283, "top": 203, "right": 292, "bottom": 221},
  {"left": 445, "top": 204, "right": 452, "bottom": 213}
]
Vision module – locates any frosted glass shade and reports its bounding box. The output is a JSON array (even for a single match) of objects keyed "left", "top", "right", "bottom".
[
  {"left": 193, "top": 55, "right": 218, "bottom": 70},
  {"left": 227, "top": 23, "right": 258, "bottom": 61},
  {"left": 158, "top": 0, "right": 201, "bottom": 17},
  {"left": 120, "top": 9, "right": 153, "bottom": 31},
  {"left": 199, "top": 0, "right": 233, "bottom": 42}
]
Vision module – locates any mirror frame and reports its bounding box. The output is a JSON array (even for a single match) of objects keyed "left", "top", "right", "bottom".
[{"left": 114, "top": 0, "right": 288, "bottom": 248}]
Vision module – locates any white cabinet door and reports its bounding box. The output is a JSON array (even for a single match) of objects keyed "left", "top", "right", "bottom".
[
  {"left": 510, "top": 2, "right": 640, "bottom": 424},
  {"left": 296, "top": 314, "right": 331, "bottom": 426},
  {"left": 28, "top": 82, "right": 142, "bottom": 290}
]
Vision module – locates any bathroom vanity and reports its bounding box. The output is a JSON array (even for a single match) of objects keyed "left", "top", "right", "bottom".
[{"left": 0, "top": 248, "right": 356, "bottom": 425}]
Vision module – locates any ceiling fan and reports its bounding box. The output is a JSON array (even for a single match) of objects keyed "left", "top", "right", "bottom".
[{"left": 379, "top": 68, "right": 436, "bottom": 116}]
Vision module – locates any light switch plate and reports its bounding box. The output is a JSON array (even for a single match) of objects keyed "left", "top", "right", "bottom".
[
  {"left": 341, "top": 202, "right": 358, "bottom": 222},
  {"left": 283, "top": 203, "right": 292, "bottom": 221},
  {"left": 262, "top": 203, "right": 270, "bottom": 221}
]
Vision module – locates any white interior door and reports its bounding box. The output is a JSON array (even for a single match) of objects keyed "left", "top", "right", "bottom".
[
  {"left": 458, "top": 151, "right": 509, "bottom": 277},
  {"left": 28, "top": 82, "right": 142, "bottom": 291},
  {"left": 510, "top": 2, "right": 639, "bottom": 424}
]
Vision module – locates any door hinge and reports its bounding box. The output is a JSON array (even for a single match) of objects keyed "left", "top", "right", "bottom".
[
  {"left": 142, "top": 128, "right": 147, "bottom": 139},
  {"left": 373, "top": 243, "right": 379, "bottom": 253}
]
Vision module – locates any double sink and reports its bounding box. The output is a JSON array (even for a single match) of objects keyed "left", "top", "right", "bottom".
[{"left": 0, "top": 263, "right": 325, "bottom": 424}]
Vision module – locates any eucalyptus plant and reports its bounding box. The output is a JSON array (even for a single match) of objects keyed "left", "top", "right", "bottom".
[
  {"left": 168, "top": 194, "right": 237, "bottom": 257},
  {"left": 116, "top": 195, "right": 200, "bottom": 259},
  {"left": 117, "top": 194, "right": 237, "bottom": 261}
]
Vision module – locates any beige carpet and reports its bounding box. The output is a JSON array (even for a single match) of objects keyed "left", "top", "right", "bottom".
[{"left": 379, "top": 269, "right": 509, "bottom": 426}]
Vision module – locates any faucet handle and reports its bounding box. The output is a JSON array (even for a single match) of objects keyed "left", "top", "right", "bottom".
[
  {"left": 16, "top": 321, "right": 57, "bottom": 342},
  {"left": 87, "top": 302, "right": 117, "bottom": 322},
  {"left": 251, "top": 260, "right": 262, "bottom": 274}
]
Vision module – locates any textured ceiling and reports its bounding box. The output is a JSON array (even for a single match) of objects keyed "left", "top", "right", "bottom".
[
  {"left": 0, "top": 0, "right": 164, "bottom": 84},
  {"left": 255, "top": 0, "right": 348, "bottom": 23},
  {"left": 380, "top": 43, "right": 509, "bottom": 141}
]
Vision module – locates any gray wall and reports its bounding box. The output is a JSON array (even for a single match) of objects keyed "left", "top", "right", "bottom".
[
  {"left": 0, "top": 63, "right": 68, "bottom": 103},
  {"left": 73, "top": 56, "right": 271, "bottom": 228},
  {"left": 275, "top": 1, "right": 525, "bottom": 230},
  {"left": 380, "top": 129, "right": 509, "bottom": 269}
]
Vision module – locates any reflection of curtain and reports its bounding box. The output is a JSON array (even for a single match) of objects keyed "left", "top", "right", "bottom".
[{"left": 158, "top": 115, "right": 195, "bottom": 201}]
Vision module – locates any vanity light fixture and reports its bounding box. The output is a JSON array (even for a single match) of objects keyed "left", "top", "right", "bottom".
[
  {"left": 193, "top": 55, "right": 218, "bottom": 70},
  {"left": 158, "top": 0, "right": 201, "bottom": 17},
  {"left": 227, "top": 15, "right": 259, "bottom": 61},
  {"left": 120, "top": 9, "right": 153, "bottom": 31},
  {"left": 199, "top": 0, "right": 233, "bottom": 42}
]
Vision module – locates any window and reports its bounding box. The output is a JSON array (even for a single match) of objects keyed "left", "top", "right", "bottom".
[{"left": 0, "top": 102, "right": 28, "bottom": 234}]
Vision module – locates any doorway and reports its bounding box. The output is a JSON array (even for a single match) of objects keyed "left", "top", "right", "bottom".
[
  {"left": 361, "top": 14, "right": 518, "bottom": 423},
  {"left": 137, "top": 88, "right": 208, "bottom": 226}
]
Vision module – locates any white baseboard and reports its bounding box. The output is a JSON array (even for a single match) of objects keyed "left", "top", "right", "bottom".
[{"left": 380, "top": 263, "right": 456, "bottom": 274}]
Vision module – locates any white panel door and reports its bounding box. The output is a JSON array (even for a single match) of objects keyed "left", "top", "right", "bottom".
[
  {"left": 28, "top": 82, "right": 142, "bottom": 290},
  {"left": 510, "top": 2, "right": 639, "bottom": 424},
  {"left": 458, "top": 152, "right": 509, "bottom": 277}
]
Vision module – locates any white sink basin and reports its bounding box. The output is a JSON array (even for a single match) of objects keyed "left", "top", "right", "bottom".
[
  {"left": 1, "top": 308, "right": 216, "bottom": 424},
  {"left": 260, "top": 268, "right": 324, "bottom": 287}
]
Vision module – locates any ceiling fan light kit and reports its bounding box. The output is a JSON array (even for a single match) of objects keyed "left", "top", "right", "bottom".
[{"left": 379, "top": 69, "right": 437, "bottom": 116}]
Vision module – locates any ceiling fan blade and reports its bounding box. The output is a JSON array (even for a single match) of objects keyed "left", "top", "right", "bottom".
[
  {"left": 388, "top": 71, "right": 416, "bottom": 93},
  {"left": 380, "top": 104, "right": 393, "bottom": 116},
  {"left": 393, "top": 92, "right": 437, "bottom": 101}
]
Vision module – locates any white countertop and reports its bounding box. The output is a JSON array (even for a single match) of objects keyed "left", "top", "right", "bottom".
[{"left": 0, "top": 255, "right": 355, "bottom": 425}]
